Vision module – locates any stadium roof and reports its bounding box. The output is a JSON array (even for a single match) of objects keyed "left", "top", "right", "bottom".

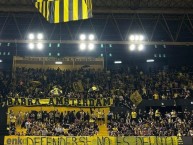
[
  {"left": 0, "top": 0, "right": 193, "bottom": 14},
  {"left": 0, "top": 0, "right": 192, "bottom": 68}
]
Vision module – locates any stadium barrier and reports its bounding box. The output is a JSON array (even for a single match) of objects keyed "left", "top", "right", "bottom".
[
  {"left": 4, "top": 136, "right": 178, "bottom": 145},
  {"left": 13, "top": 56, "right": 104, "bottom": 70}
]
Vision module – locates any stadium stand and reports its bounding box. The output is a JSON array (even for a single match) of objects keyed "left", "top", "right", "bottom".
[{"left": 0, "top": 66, "right": 192, "bottom": 139}]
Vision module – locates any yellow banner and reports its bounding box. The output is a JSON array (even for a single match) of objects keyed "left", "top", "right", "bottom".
[{"left": 4, "top": 136, "right": 178, "bottom": 145}]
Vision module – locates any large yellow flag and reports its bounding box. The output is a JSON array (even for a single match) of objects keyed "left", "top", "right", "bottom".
[{"left": 34, "top": 0, "right": 92, "bottom": 23}]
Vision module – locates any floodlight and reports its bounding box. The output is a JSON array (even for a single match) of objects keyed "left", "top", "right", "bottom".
[
  {"left": 88, "top": 43, "right": 95, "bottom": 51},
  {"left": 29, "top": 33, "right": 35, "bottom": 40},
  {"left": 0, "top": 60, "right": 2, "bottom": 63},
  {"left": 37, "top": 33, "right": 43, "bottom": 40},
  {"left": 139, "top": 35, "right": 144, "bottom": 41},
  {"left": 88, "top": 34, "right": 95, "bottom": 40},
  {"left": 29, "top": 43, "right": 35, "bottom": 50},
  {"left": 129, "top": 35, "right": 135, "bottom": 41},
  {"left": 114, "top": 61, "right": 122, "bottom": 64},
  {"left": 135, "top": 35, "right": 139, "bottom": 41},
  {"left": 37, "top": 43, "right": 43, "bottom": 50},
  {"left": 55, "top": 61, "right": 63, "bottom": 65},
  {"left": 80, "top": 43, "right": 86, "bottom": 51},
  {"left": 138, "top": 44, "right": 144, "bottom": 51},
  {"left": 146, "top": 59, "right": 154, "bottom": 63},
  {"left": 129, "top": 44, "right": 136, "bottom": 51},
  {"left": 80, "top": 34, "right": 86, "bottom": 40}
]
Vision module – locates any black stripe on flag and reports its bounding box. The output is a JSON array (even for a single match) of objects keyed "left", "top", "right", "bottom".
[
  {"left": 78, "top": 0, "right": 83, "bottom": 20},
  {"left": 37, "top": 2, "right": 40, "bottom": 12},
  {"left": 59, "top": 0, "right": 64, "bottom": 22},
  {"left": 88, "top": 0, "right": 92, "bottom": 18},
  {"left": 44, "top": 1, "right": 47, "bottom": 20},
  {"left": 41, "top": 1, "right": 44, "bottom": 14},
  {"left": 49, "top": 1, "right": 54, "bottom": 23},
  {"left": 69, "top": 0, "right": 73, "bottom": 21}
]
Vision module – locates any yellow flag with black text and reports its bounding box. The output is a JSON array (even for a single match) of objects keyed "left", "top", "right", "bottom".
[{"left": 33, "top": 0, "right": 92, "bottom": 23}]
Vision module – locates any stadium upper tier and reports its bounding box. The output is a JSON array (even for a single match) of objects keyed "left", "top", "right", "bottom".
[{"left": 0, "top": 66, "right": 192, "bottom": 101}]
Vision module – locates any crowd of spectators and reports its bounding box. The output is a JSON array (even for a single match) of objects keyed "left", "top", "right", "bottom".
[
  {"left": 7, "top": 108, "right": 104, "bottom": 136},
  {"left": 8, "top": 107, "right": 193, "bottom": 137},
  {"left": 2, "top": 66, "right": 193, "bottom": 137},
  {"left": 0, "top": 66, "right": 192, "bottom": 103},
  {"left": 107, "top": 108, "right": 193, "bottom": 137}
]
